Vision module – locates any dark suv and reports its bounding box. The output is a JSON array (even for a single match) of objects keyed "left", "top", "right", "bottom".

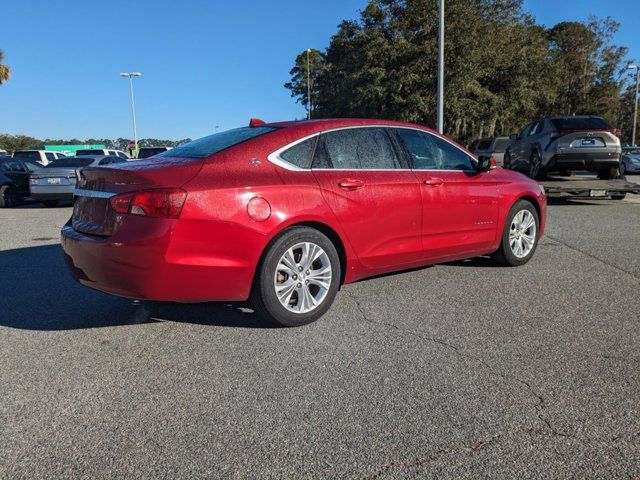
[{"left": 504, "top": 116, "right": 621, "bottom": 180}]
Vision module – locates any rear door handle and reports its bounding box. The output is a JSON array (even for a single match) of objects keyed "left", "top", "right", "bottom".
[
  {"left": 338, "top": 178, "right": 365, "bottom": 190},
  {"left": 424, "top": 177, "right": 444, "bottom": 187}
]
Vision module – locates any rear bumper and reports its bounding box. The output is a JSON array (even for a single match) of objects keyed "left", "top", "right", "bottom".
[
  {"left": 545, "top": 152, "right": 619, "bottom": 171},
  {"left": 61, "top": 217, "right": 260, "bottom": 302},
  {"left": 30, "top": 185, "right": 75, "bottom": 201}
]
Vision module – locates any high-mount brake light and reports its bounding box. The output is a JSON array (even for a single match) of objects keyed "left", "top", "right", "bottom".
[{"left": 109, "top": 189, "right": 187, "bottom": 219}]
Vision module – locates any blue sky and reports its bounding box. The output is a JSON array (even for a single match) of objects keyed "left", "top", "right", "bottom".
[{"left": 0, "top": 0, "right": 638, "bottom": 141}]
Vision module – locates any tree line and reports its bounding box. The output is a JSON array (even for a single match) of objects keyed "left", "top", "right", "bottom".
[
  {"left": 285, "top": 0, "right": 637, "bottom": 145},
  {"left": 0, "top": 134, "right": 192, "bottom": 153}
]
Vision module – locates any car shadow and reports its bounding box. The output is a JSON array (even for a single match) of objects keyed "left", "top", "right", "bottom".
[{"left": 0, "top": 244, "right": 275, "bottom": 331}]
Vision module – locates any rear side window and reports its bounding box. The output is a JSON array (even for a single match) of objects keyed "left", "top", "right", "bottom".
[
  {"left": 45, "top": 153, "right": 55, "bottom": 161},
  {"left": 279, "top": 137, "right": 317, "bottom": 168},
  {"left": 159, "top": 126, "right": 279, "bottom": 159},
  {"left": 313, "top": 128, "right": 401, "bottom": 169},
  {"left": 551, "top": 117, "right": 612, "bottom": 131}
]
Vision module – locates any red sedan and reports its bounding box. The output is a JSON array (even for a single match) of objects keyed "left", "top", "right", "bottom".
[{"left": 62, "top": 118, "right": 546, "bottom": 326}]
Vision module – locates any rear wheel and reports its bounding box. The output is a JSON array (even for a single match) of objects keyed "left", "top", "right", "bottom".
[
  {"left": 43, "top": 200, "right": 59, "bottom": 208},
  {"left": 597, "top": 167, "right": 618, "bottom": 180},
  {"left": 0, "top": 185, "right": 19, "bottom": 208},
  {"left": 492, "top": 200, "right": 540, "bottom": 267},
  {"left": 610, "top": 193, "right": 626, "bottom": 200},
  {"left": 528, "top": 152, "right": 546, "bottom": 180},
  {"left": 558, "top": 169, "right": 574, "bottom": 177},
  {"left": 251, "top": 227, "right": 341, "bottom": 327}
]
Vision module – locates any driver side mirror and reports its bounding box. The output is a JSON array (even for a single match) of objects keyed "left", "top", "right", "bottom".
[
  {"left": 509, "top": 133, "right": 518, "bottom": 141},
  {"left": 478, "top": 155, "right": 497, "bottom": 172}
]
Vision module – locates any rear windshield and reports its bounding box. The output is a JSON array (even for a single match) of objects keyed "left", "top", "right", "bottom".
[
  {"left": 76, "top": 149, "right": 104, "bottom": 156},
  {"left": 493, "top": 138, "right": 511, "bottom": 153},
  {"left": 158, "top": 126, "right": 279, "bottom": 159},
  {"left": 551, "top": 117, "right": 612, "bottom": 131},
  {"left": 13, "top": 151, "right": 41, "bottom": 160},
  {"left": 46, "top": 158, "right": 95, "bottom": 168},
  {"left": 138, "top": 147, "right": 167, "bottom": 159}
]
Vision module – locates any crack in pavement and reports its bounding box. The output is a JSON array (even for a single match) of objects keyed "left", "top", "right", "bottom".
[
  {"left": 545, "top": 235, "right": 639, "bottom": 280},
  {"left": 345, "top": 290, "right": 635, "bottom": 477}
]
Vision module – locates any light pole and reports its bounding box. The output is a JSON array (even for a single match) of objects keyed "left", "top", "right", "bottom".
[
  {"left": 120, "top": 72, "right": 141, "bottom": 152},
  {"left": 628, "top": 64, "right": 639, "bottom": 146},
  {"left": 306, "top": 49, "right": 312, "bottom": 120},
  {"left": 436, "top": 0, "right": 444, "bottom": 134}
]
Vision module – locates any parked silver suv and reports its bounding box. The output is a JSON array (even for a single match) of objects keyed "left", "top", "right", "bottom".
[{"left": 504, "top": 116, "right": 621, "bottom": 180}]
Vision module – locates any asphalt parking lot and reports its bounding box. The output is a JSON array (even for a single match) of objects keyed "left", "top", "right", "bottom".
[{"left": 1, "top": 179, "right": 639, "bottom": 478}]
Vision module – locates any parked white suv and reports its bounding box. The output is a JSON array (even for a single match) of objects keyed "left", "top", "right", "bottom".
[
  {"left": 13, "top": 150, "right": 66, "bottom": 166},
  {"left": 76, "top": 149, "right": 129, "bottom": 160}
]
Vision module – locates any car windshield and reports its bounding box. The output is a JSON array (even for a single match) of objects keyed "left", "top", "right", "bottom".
[
  {"left": 551, "top": 117, "right": 612, "bottom": 131},
  {"left": 158, "top": 126, "right": 279, "bottom": 159},
  {"left": 138, "top": 147, "right": 167, "bottom": 159},
  {"left": 46, "top": 158, "right": 95, "bottom": 168}
]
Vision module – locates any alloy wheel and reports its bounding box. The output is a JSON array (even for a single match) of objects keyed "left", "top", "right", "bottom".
[
  {"left": 529, "top": 154, "right": 541, "bottom": 180},
  {"left": 3, "top": 187, "right": 17, "bottom": 207},
  {"left": 509, "top": 210, "right": 536, "bottom": 258},
  {"left": 274, "top": 242, "right": 332, "bottom": 313}
]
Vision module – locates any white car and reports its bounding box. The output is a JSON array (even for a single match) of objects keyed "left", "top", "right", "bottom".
[
  {"left": 76, "top": 149, "right": 129, "bottom": 160},
  {"left": 13, "top": 150, "right": 66, "bottom": 166}
]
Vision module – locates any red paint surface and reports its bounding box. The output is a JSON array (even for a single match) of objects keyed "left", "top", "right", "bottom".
[{"left": 62, "top": 118, "right": 546, "bottom": 302}]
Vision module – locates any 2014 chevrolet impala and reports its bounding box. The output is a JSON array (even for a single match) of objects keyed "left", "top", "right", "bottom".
[{"left": 62, "top": 118, "right": 546, "bottom": 326}]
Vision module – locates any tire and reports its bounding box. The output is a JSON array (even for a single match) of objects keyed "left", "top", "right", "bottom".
[
  {"left": 43, "top": 200, "right": 59, "bottom": 208},
  {"left": 528, "top": 152, "right": 546, "bottom": 180},
  {"left": 491, "top": 199, "right": 540, "bottom": 267},
  {"left": 619, "top": 162, "right": 626, "bottom": 176},
  {"left": 558, "top": 169, "right": 574, "bottom": 177},
  {"left": 503, "top": 151, "right": 512, "bottom": 170},
  {"left": 610, "top": 193, "right": 626, "bottom": 200},
  {"left": 0, "top": 185, "right": 19, "bottom": 208},
  {"left": 597, "top": 167, "right": 618, "bottom": 180},
  {"left": 251, "top": 226, "right": 341, "bottom": 327}
]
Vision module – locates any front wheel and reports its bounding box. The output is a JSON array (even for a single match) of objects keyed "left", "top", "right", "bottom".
[
  {"left": 503, "top": 152, "right": 512, "bottom": 170},
  {"left": 43, "top": 200, "right": 59, "bottom": 208},
  {"left": 619, "top": 162, "right": 626, "bottom": 176},
  {"left": 251, "top": 227, "right": 341, "bottom": 327},
  {"left": 492, "top": 200, "right": 540, "bottom": 267}
]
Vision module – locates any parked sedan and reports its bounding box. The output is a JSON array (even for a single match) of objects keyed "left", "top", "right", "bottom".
[
  {"left": 62, "top": 118, "right": 546, "bottom": 327},
  {"left": 620, "top": 147, "right": 640, "bottom": 175},
  {"left": 0, "top": 156, "right": 42, "bottom": 207},
  {"left": 30, "top": 155, "right": 126, "bottom": 207}
]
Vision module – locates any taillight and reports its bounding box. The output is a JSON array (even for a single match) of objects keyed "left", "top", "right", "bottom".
[{"left": 109, "top": 189, "right": 187, "bottom": 219}]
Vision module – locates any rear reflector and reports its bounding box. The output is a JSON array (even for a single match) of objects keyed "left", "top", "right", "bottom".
[{"left": 110, "top": 189, "right": 187, "bottom": 219}]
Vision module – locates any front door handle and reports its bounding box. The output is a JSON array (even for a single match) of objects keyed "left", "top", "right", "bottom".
[
  {"left": 424, "top": 177, "right": 444, "bottom": 187},
  {"left": 338, "top": 178, "right": 365, "bottom": 190}
]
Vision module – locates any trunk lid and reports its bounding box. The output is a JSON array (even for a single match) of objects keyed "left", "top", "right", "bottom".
[
  {"left": 72, "top": 157, "right": 204, "bottom": 236},
  {"left": 556, "top": 130, "right": 620, "bottom": 151}
]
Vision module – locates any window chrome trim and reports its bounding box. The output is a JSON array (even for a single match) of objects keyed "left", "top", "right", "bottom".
[
  {"left": 266, "top": 125, "right": 478, "bottom": 173},
  {"left": 73, "top": 189, "right": 115, "bottom": 199}
]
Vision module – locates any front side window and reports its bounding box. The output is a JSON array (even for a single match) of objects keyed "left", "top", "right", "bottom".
[
  {"left": 158, "top": 126, "right": 279, "bottom": 160},
  {"left": 45, "top": 153, "right": 55, "bottom": 161},
  {"left": 279, "top": 137, "right": 317, "bottom": 169},
  {"left": 312, "top": 128, "right": 401, "bottom": 169},
  {"left": 396, "top": 128, "right": 475, "bottom": 171}
]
